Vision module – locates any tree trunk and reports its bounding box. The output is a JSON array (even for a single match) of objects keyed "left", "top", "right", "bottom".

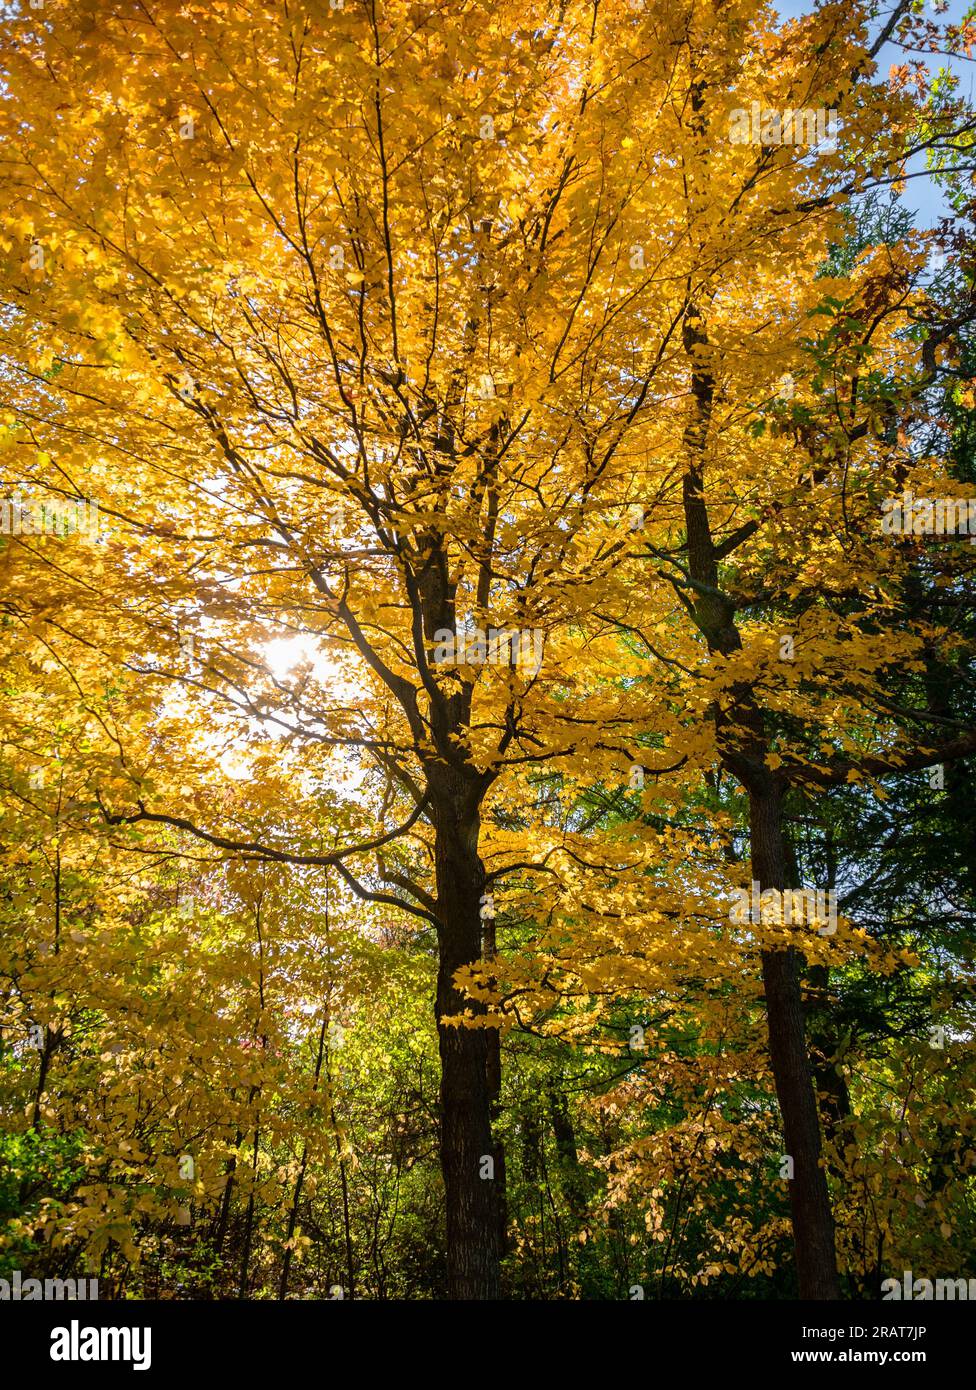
[
  {"left": 751, "top": 785, "right": 840, "bottom": 1298},
  {"left": 674, "top": 282, "right": 841, "bottom": 1297},
  {"left": 433, "top": 789, "right": 501, "bottom": 1299}
]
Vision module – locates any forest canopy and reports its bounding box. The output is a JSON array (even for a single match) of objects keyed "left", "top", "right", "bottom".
[{"left": 0, "top": 0, "right": 975, "bottom": 1304}]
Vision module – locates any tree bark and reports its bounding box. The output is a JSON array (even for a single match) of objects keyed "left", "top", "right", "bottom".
[
  {"left": 674, "top": 291, "right": 841, "bottom": 1293},
  {"left": 432, "top": 781, "right": 502, "bottom": 1299},
  {"left": 751, "top": 785, "right": 840, "bottom": 1299}
]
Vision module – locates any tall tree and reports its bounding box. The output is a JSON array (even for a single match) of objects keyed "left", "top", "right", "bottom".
[{"left": 1, "top": 0, "right": 972, "bottom": 1299}]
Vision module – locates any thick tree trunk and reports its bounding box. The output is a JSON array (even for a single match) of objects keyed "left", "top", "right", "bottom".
[
  {"left": 751, "top": 786, "right": 840, "bottom": 1299},
  {"left": 676, "top": 278, "right": 840, "bottom": 1297},
  {"left": 433, "top": 789, "right": 501, "bottom": 1299}
]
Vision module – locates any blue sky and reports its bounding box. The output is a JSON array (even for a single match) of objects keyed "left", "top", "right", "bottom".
[{"left": 773, "top": 0, "right": 974, "bottom": 227}]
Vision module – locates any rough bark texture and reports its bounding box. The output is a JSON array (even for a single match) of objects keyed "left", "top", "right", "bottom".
[
  {"left": 432, "top": 779, "right": 501, "bottom": 1299},
  {"left": 675, "top": 266, "right": 841, "bottom": 1297},
  {"left": 752, "top": 787, "right": 840, "bottom": 1299},
  {"left": 411, "top": 510, "right": 505, "bottom": 1298}
]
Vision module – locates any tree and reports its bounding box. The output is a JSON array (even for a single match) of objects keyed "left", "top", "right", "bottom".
[
  {"left": 0, "top": 0, "right": 686, "bottom": 1297},
  {"left": 1, "top": 0, "right": 973, "bottom": 1300}
]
